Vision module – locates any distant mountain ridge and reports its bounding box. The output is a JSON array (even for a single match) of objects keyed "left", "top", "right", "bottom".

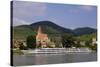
[
  {"left": 13, "top": 21, "right": 97, "bottom": 36},
  {"left": 73, "top": 27, "right": 97, "bottom": 36}
]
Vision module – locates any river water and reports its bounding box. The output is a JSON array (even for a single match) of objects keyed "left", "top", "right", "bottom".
[{"left": 12, "top": 52, "right": 97, "bottom": 66}]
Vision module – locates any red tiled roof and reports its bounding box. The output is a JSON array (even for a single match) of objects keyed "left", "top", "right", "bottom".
[{"left": 36, "top": 34, "right": 48, "bottom": 39}]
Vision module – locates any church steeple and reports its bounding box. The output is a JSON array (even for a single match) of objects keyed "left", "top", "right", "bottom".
[
  {"left": 36, "top": 25, "right": 50, "bottom": 48},
  {"left": 38, "top": 26, "right": 42, "bottom": 34}
]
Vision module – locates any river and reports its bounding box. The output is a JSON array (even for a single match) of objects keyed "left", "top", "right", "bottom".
[{"left": 12, "top": 52, "right": 97, "bottom": 66}]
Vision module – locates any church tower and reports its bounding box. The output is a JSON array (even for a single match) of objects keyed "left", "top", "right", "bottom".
[
  {"left": 37, "top": 26, "right": 42, "bottom": 34},
  {"left": 36, "top": 26, "right": 49, "bottom": 48}
]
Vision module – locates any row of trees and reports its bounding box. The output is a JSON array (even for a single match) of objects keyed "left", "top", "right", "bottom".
[
  {"left": 17, "top": 33, "right": 97, "bottom": 51},
  {"left": 61, "top": 33, "right": 97, "bottom": 51}
]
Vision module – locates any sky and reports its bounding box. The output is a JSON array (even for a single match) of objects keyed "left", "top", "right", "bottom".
[{"left": 12, "top": 1, "right": 97, "bottom": 29}]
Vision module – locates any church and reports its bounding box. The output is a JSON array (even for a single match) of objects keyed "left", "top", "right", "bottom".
[{"left": 36, "top": 26, "right": 50, "bottom": 48}]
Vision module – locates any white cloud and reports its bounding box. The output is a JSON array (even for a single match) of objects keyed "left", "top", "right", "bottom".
[
  {"left": 68, "top": 5, "right": 94, "bottom": 13},
  {"left": 13, "top": 1, "right": 47, "bottom": 21},
  {"left": 79, "top": 5, "right": 94, "bottom": 11},
  {"left": 13, "top": 18, "right": 31, "bottom": 26},
  {"left": 68, "top": 9, "right": 79, "bottom": 13}
]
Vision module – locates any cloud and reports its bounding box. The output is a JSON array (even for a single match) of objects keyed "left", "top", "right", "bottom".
[
  {"left": 13, "top": 1, "right": 47, "bottom": 21},
  {"left": 68, "top": 5, "right": 94, "bottom": 13},
  {"left": 68, "top": 9, "right": 79, "bottom": 13},
  {"left": 79, "top": 5, "right": 94, "bottom": 11},
  {"left": 13, "top": 18, "right": 31, "bottom": 26}
]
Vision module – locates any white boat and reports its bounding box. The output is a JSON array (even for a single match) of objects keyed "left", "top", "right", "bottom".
[{"left": 21, "top": 48, "right": 92, "bottom": 54}]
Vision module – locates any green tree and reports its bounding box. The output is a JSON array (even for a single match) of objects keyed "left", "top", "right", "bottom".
[
  {"left": 18, "top": 41, "right": 27, "bottom": 50},
  {"left": 26, "top": 35, "right": 36, "bottom": 49},
  {"left": 62, "top": 34, "right": 75, "bottom": 48},
  {"left": 91, "top": 44, "right": 97, "bottom": 51}
]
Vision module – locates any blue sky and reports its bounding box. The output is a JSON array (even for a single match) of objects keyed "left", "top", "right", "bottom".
[{"left": 13, "top": 1, "right": 97, "bottom": 29}]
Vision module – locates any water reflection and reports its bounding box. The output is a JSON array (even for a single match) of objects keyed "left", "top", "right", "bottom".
[{"left": 13, "top": 52, "right": 97, "bottom": 66}]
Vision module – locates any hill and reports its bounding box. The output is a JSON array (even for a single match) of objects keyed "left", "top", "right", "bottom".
[
  {"left": 30, "top": 21, "right": 73, "bottom": 34},
  {"left": 13, "top": 21, "right": 97, "bottom": 40},
  {"left": 13, "top": 25, "right": 36, "bottom": 40},
  {"left": 73, "top": 27, "right": 97, "bottom": 36}
]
